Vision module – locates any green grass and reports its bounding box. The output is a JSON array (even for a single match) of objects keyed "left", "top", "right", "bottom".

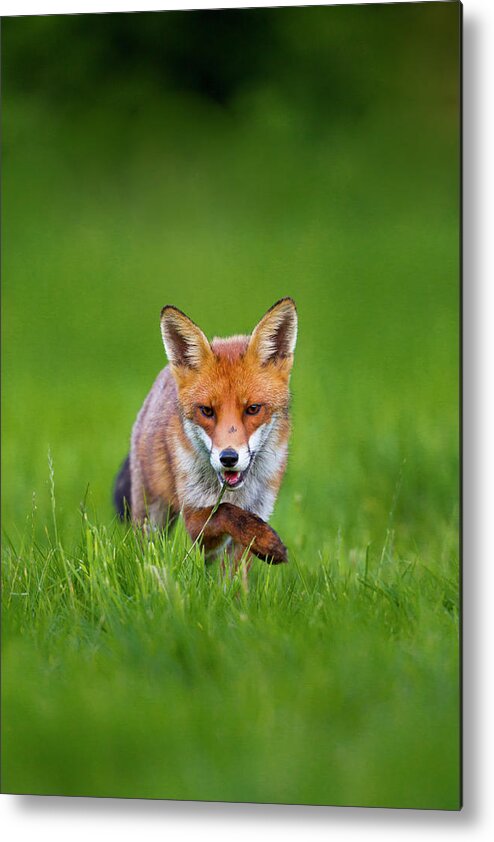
[
  {"left": 2, "top": 63, "right": 459, "bottom": 807},
  {"left": 3, "top": 502, "right": 459, "bottom": 807}
]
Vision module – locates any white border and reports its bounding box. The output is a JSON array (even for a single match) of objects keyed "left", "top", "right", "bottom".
[
  {"left": 2, "top": 0, "right": 494, "bottom": 839},
  {"left": 0, "top": 0, "right": 459, "bottom": 16}
]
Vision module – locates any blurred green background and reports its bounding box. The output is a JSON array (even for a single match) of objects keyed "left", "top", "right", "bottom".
[{"left": 2, "top": 3, "right": 460, "bottom": 808}]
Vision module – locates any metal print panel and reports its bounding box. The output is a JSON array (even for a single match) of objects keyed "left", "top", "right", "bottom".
[{"left": 1, "top": 2, "right": 461, "bottom": 809}]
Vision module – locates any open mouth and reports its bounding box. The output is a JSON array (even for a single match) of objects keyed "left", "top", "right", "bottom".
[
  {"left": 220, "top": 469, "right": 244, "bottom": 489},
  {"left": 218, "top": 461, "right": 252, "bottom": 489}
]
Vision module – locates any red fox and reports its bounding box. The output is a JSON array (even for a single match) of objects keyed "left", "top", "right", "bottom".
[{"left": 114, "top": 298, "right": 297, "bottom": 566}]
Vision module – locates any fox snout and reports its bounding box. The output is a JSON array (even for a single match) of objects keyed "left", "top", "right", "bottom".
[
  {"left": 210, "top": 442, "right": 251, "bottom": 474},
  {"left": 219, "top": 448, "right": 239, "bottom": 467}
]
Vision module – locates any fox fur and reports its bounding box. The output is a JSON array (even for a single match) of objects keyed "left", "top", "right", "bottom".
[{"left": 114, "top": 297, "right": 297, "bottom": 565}]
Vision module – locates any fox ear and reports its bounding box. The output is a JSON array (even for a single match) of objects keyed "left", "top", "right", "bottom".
[
  {"left": 248, "top": 298, "right": 298, "bottom": 365},
  {"left": 160, "top": 306, "right": 212, "bottom": 369}
]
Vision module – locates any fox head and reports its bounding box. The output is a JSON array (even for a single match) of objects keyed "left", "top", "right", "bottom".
[{"left": 160, "top": 298, "right": 297, "bottom": 490}]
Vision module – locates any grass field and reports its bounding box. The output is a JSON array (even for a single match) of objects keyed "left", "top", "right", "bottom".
[{"left": 2, "top": 10, "right": 460, "bottom": 808}]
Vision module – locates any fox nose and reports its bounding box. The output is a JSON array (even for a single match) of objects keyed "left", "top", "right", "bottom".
[{"left": 219, "top": 448, "right": 239, "bottom": 468}]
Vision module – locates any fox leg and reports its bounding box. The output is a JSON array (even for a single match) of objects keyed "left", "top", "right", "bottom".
[
  {"left": 218, "top": 544, "right": 254, "bottom": 582},
  {"left": 183, "top": 502, "right": 288, "bottom": 565},
  {"left": 131, "top": 490, "right": 174, "bottom": 531},
  {"left": 232, "top": 542, "right": 254, "bottom": 591},
  {"left": 129, "top": 455, "right": 148, "bottom": 525},
  {"left": 130, "top": 468, "right": 177, "bottom": 533},
  {"left": 232, "top": 541, "right": 254, "bottom": 567}
]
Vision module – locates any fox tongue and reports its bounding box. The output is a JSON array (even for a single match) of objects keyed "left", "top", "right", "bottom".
[{"left": 224, "top": 471, "right": 240, "bottom": 486}]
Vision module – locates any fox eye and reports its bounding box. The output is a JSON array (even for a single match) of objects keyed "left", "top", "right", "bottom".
[
  {"left": 199, "top": 405, "right": 214, "bottom": 418},
  {"left": 245, "top": 404, "right": 262, "bottom": 416}
]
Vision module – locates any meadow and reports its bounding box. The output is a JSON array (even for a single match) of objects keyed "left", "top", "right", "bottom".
[{"left": 2, "top": 6, "right": 460, "bottom": 808}]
